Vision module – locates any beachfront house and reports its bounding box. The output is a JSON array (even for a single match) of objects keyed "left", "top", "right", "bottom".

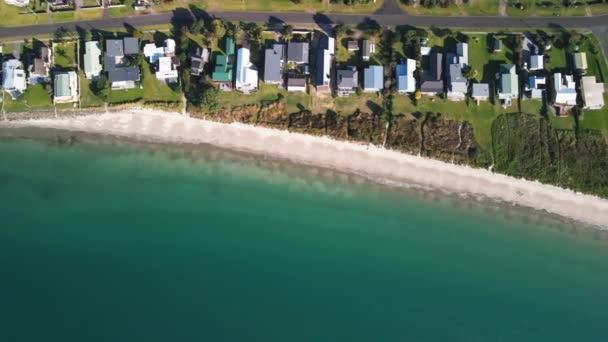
[
  {"left": 83, "top": 41, "right": 103, "bottom": 80},
  {"left": 526, "top": 75, "right": 546, "bottom": 100},
  {"left": 28, "top": 43, "right": 52, "bottom": 84},
  {"left": 4, "top": 0, "right": 29, "bottom": 6},
  {"left": 287, "top": 42, "right": 309, "bottom": 65},
  {"left": 421, "top": 52, "right": 443, "bottom": 95},
  {"left": 573, "top": 52, "right": 588, "bottom": 73},
  {"left": 264, "top": 44, "right": 285, "bottom": 87},
  {"left": 104, "top": 37, "right": 141, "bottom": 89},
  {"left": 363, "top": 65, "right": 383, "bottom": 93},
  {"left": 53, "top": 71, "right": 78, "bottom": 104},
  {"left": 143, "top": 38, "right": 178, "bottom": 84},
  {"left": 314, "top": 49, "right": 331, "bottom": 94},
  {"left": 287, "top": 76, "right": 307, "bottom": 92},
  {"left": 212, "top": 36, "right": 235, "bottom": 90},
  {"left": 319, "top": 33, "right": 335, "bottom": 55},
  {"left": 2, "top": 59, "right": 27, "bottom": 99},
  {"left": 472, "top": 83, "right": 489, "bottom": 103},
  {"left": 235, "top": 47, "right": 258, "bottom": 93},
  {"left": 190, "top": 47, "right": 209, "bottom": 77},
  {"left": 362, "top": 40, "right": 375, "bottom": 62},
  {"left": 581, "top": 76, "right": 605, "bottom": 110},
  {"left": 337, "top": 66, "right": 358, "bottom": 97},
  {"left": 396, "top": 59, "right": 416, "bottom": 94},
  {"left": 447, "top": 64, "right": 468, "bottom": 101},
  {"left": 553, "top": 72, "right": 577, "bottom": 106},
  {"left": 498, "top": 64, "right": 519, "bottom": 107}
]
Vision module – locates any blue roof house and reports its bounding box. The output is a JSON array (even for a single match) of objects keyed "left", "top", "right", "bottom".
[
  {"left": 363, "top": 65, "right": 383, "bottom": 92},
  {"left": 396, "top": 58, "right": 416, "bottom": 94}
]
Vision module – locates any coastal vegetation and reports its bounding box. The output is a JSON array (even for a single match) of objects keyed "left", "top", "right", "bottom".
[{"left": 1, "top": 21, "right": 608, "bottom": 198}]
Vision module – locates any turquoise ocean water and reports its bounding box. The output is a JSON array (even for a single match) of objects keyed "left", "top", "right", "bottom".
[{"left": 1, "top": 131, "right": 608, "bottom": 342}]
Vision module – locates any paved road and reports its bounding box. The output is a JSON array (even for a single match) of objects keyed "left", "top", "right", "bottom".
[{"left": 1, "top": 8, "right": 607, "bottom": 39}]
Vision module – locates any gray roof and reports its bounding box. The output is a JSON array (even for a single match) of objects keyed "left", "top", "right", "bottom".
[
  {"left": 472, "top": 83, "right": 490, "bottom": 97},
  {"left": 421, "top": 80, "right": 444, "bottom": 93},
  {"left": 314, "top": 49, "right": 329, "bottom": 87},
  {"left": 288, "top": 77, "right": 306, "bottom": 87},
  {"left": 449, "top": 64, "right": 467, "bottom": 93},
  {"left": 287, "top": 42, "right": 309, "bottom": 64},
  {"left": 337, "top": 66, "right": 358, "bottom": 89},
  {"left": 104, "top": 56, "right": 117, "bottom": 71},
  {"left": 123, "top": 37, "right": 139, "bottom": 55},
  {"left": 108, "top": 66, "right": 140, "bottom": 82},
  {"left": 362, "top": 40, "right": 372, "bottom": 57},
  {"left": 106, "top": 39, "right": 124, "bottom": 57},
  {"left": 427, "top": 53, "right": 443, "bottom": 81},
  {"left": 264, "top": 44, "right": 284, "bottom": 83}
]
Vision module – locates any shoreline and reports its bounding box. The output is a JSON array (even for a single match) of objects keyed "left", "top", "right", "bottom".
[{"left": 2, "top": 108, "right": 607, "bottom": 229}]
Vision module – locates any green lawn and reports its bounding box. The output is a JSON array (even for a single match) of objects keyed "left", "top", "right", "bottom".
[
  {"left": 545, "top": 44, "right": 568, "bottom": 72},
  {"left": 217, "top": 82, "right": 311, "bottom": 113},
  {"left": 0, "top": 2, "right": 47, "bottom": 27},
  {"left": 399, "top": 1, "right": 500, "bottom": 16},
  {"left": 334, "top": 92, "right": 382, "bottom": 116},
  {"left": 79, "top": 71, "right": 105, "bottom": 108},
  {"left": 3, "top": 84, "right": 53, "bottom": 112},
  {"left": 54, "top": 41, "right": 78, "bottom": 69},
  {"left": 142, "top": 62, "right": 183, "bottom": 103},
  {"left": 108, "top": 88, "right": 144, "bottom": 104},
  {"left": 581, "top": 35, "right": 608, "bottom": 84},
  {"left": 581, "top": 95, "right": 608, "bottom": 131},
  {"left": 206, "top": 0, "right": 381, "bottom": 13},
  {"left": 506, "top": 0, "right": 588, "bottom": 17}
]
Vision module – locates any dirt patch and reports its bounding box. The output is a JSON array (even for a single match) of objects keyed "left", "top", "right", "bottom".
[
  {"left": 387, "top": 113, "right": 420, "bottom": 154},
  {"left": 288, "top": 110, "right": 326, "bottom": 136}
]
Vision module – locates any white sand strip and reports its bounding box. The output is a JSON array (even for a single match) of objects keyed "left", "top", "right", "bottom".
[{"left": 3, "top": 108, "right": 608, "bottom": 228}]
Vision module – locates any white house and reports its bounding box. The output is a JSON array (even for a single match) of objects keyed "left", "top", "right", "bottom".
[
  {"left": 53, "top": 71, "right": 79, "bottom": 104},
  {"left": 528, "top": 55, "right": 544, "bottom": 71},
  {"left": 143, "top": 43, "right": 165, "bottom": 63},
  {"left": 155, "top": 56, "right": 179, "bottom": 84},
  {"left": 396, "top": 59, "right": 416, "bottom": 94},
  {"left": 2, "top": 59, "right": 27, "bottom": 99},
  {"left": 4, "top": 0, "right": 29, "bottom": 7},
  {"left": 235, "top": 47, "right": 258, "bottom": 93},
  {"left": 581, "top": 76, "right": 605, "bottom": 110},
  {"left": 83, "top": 41, "right": 103, "bottom": 79},
  {"left": 456, "top": 42, "right": 468, "bottom": 67},
  {"left": 553, "top": 73, "right": 577, "bottom": 106}
]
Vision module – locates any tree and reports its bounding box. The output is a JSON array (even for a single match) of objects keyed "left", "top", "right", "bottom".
[
  {"left": 191, "top": 19, "right": 205, "bottom": 34},
  {"left": 462, "top": 65, "right": 477, "bottom": 80},
  {"left": 283, "top": 24, "right": 294, "bottom": 41},
  {"left": 211, "top": 19, "right": 226, "bottom": 40},
  {"left": 92, "top": 75, "right": 110, "bottom": 101},
  {"left": 334, "top": 22, "right": 347, "bottom": 37},
  {"left": 131, "top": 29, "right": 144, "bottom": 40}
]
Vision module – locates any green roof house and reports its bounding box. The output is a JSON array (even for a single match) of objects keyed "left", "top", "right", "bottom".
[
  {"left": 54, "top": 71, "right": 79, "bottom": 104},
  {"left": 83, "top": 41, "right": 102, "bottom": 80},
  {"left": 573, "top": 52, "right": 588, "bottom": 72},
  {"left": 498, "top": 64, "right": 518, "bottom": 107},
  {"left": 212, "top": 36, "right": 235, "bottom": 85}
]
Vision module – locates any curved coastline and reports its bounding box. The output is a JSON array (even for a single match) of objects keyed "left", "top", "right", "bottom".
[{"left": 2, "top": 108, "right": 607, "bottom": 229}]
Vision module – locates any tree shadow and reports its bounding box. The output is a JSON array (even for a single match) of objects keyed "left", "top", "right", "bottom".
[
  {"left": 366, "top": 100, "right": 382, "bottom": 114},
  {"left": 171, "top": 8, "right": 194, "bottom": 31},
  {"left": 313, "top": 12, "right": 333, "bottom": 35}
]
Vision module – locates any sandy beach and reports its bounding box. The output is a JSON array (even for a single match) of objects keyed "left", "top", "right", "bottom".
[{"left": 2, "top": 108, "right": 608, "bottom": 228}]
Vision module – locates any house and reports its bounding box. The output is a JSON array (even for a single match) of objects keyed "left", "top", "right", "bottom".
[
  {"left": 47, "top": 0, "right": 72, "bottom": 10},
  {"left": 319, "top": 33, "right": 335, "bottom": 55},
  {"left": 396, "top": 59, "right": 416, "bottom": 94},
  {"left": 472, "top": 83, "right": 489, "bottom": 103},
  {"left": 526, "top": 75, "right": 546, "bottom": 99},
  {"left": 212, "top": 37, "right": 235, "bottom": 88},
  {"left": 363, "top": 65, "right": 383, "bottom": 92},
  {"left": 347, "top": 40, "right": 359, "bottom": 51},
  {"left": 104, "top": 38, "right": 141, "bottom": 89},
  {"left": 314, "top": 48, "right": 331, "bottom": 93},
  {"left": 493, "top": 38, "right": 503, "bottom": 52},
  {"left": 155, "top": 57, "right": 179, "bottom": 84},
  {"left": 581, "top": 76, "right": 604, "bottom": 110},
  {"left": 143, "top": 39, "right": 178, "bottom": 83},
  {"left": 53, "top": 71, "right": 78, "bottom": 104},
  {"left": 235, "top": 47, "right": 258, "bottom": 93},
  {"left": 190, "top": 47, "right": 209, "bottom": 76},
  {"left": 4, "top": 0, "right": 30, "bottom": 7},
  {"left": 553, "top": 72, "right": 577, "bottom": 106},
  {"left": 498, "top": 64, "right": 519, "bottom": 107},
  {"left": 421, "top": 52, "right": 443, "bottom": 95},
  {"left": 456, "top": 42, "right": 468, "bottom": 66},
  {"left": 336, "top": 66, "right": 358, "bottom": 97},
  {"left": 573, "top": 52, "right": 588, "bottom": 72},
  {"left": 287, "top": 76, "right": 307, "bottom": 92},
  {"left": 287, "top": 42, "right": 309, "bottom": 64},
  {"left": 447, "top": 64, "right": 468, "bottom": 100},
  {"left": 264, "top": 44, "right": 285, "bottom": 86},
  {"left": 83, "top": 41, "right": 102, "bottom": 79},
  {"left": 362, "top": 40, "right": 375, "bottom": 62},
  {"left": 2, "top": 59, "right": 27, "bottom": 99},
  {"left": 528, "top": 55, "right": 544, "bottom": 71},
  {"left": 28, "top": 44, "right": 52, "bottom": 84}
]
